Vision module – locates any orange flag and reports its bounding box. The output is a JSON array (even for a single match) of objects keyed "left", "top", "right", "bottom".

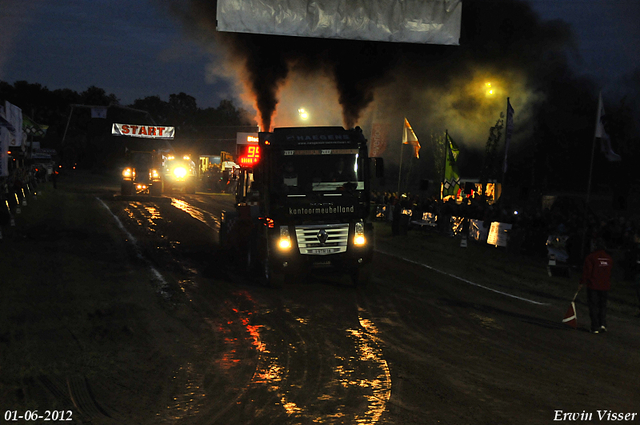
[{"left": 402, "top": 118, "right": 420, "bottom": 159}]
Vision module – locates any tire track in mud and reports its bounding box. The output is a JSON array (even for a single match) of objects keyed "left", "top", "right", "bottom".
[
  {"left": 107, "top": 195, "right": 393, "bottom": 424},
  {"left": 234, "top": 292, "right": 393, "bottom": 425},
  {"left": 355, "top": 253, "right": 578, "bottom": 424},
  {"left": 167, "top": 196, "right": 394, "bottom": 423},
  {"left": 105, "top": 197, "right": 266, "bottom": 423}
]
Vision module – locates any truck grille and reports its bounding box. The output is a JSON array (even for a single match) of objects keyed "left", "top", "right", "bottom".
[{"left": 295, "top": 224, "right": 349, "bottom": 255}]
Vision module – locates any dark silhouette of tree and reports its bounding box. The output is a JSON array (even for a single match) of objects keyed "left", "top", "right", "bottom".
[
  {"left": 79, "top": 86, "right": 119, "bottom": 106},
  {"left": 167, "top": 92, "right": 198, "bottom": 133},
  {"left": 130, "top": 96, "right": 170, "bottom": 124},
  {"left": 1, "top": 80, "right": 253, "bottom": 170}
]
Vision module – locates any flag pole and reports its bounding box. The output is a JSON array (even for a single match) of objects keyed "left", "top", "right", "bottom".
[
  {"left": 442, "top": 130, "right": 449, "bottom": 200},
  {"left": 581, "top": 93, "right": 601, "bottom": 258},
  {"left": 60, "top": 105, "right": 76, "bottom": 147},
  {"left": 586, "top": 93, "right": 602, "bottom": 210},
  {"left": 405, "top": 155, "right": 414, "bottom": 191},
  {"left": 502, "top": 97, "right": 510, "bottom": 187},
  {"left": 397, "top": 137, "right": 404, "bottom": 195}
]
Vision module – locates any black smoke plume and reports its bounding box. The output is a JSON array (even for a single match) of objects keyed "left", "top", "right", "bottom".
[
  {"left": 163, "top": 0, "right": 403, "bottom": 130},
  {"left": 164, "top": 0, "right": 620, "bottom": 192},
  {"left": 165, "top": 0, "right": 576, "bottom": 131}
]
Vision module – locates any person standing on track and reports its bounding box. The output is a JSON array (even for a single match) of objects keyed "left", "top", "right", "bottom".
[{"left": 580, "top": 238, "right": 614, "bottom": 334}]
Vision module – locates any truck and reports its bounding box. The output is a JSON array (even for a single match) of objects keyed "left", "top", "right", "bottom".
[
  {"left": 164, "top": 154, "right": 197, "bottom": 194},
  {"left": 120, "top": 150, "right": 164, "bottom": 196},
  {"left": 199, "top": 151, "right": 236, "bottom": 192},
  {"left": 220, "top": 126, "right": 383, "bottom": 287}
]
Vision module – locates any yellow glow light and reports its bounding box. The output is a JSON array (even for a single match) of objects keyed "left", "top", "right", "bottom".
[
  {"left": 354, "top": 222, "right": 366, "bottom": 246},
  {"left": 173, "top": 167, "right": 187, "bottom": 178},
  {"left": 485, "top": 82, "right": 495, "bottom": 97},
  {"left": 298, "top": 108, "right": 308, "bottom": 120},
  {"left": 278, "top": 237, "right": 292, "bottom": 250}
]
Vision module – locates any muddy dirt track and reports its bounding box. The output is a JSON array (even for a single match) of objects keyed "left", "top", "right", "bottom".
[
  {"left": 90, "top": 179, "right": 640, "bottom": 425},
  {"left": 5, "top": 174, "right": 639, "bottom": 425}
]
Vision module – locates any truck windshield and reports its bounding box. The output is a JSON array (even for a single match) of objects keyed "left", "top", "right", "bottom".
[
  {"left": 131, "top": 152, "right": 152, "bottom": 167},
  {"left": 272, "top": 149, "right": 364, "bottom": 195}
]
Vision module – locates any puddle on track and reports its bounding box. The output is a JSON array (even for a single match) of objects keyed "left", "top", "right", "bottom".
[{"left": 171, "top": 198, "right": 221, "bottom": 230}]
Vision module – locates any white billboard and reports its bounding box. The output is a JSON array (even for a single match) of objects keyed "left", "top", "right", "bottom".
[
  {"left": 1, "top": 101, "right": 23, "bottom": 177},
  {"left": 0, "top": 123, "right": 8, "bottom": 177},
  {"left": 217, "top": 0, "right": 462, "bottom": 45}
]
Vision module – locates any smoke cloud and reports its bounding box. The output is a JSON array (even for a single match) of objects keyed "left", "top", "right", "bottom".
[
  {"left": 162, "top": 0, "right": 407, "bottom": 130},
  {"left": 163, "top": 0, "right": 590, "bottom": 182}
]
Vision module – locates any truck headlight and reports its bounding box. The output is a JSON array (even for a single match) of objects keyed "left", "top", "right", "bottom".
[
  {"left": 122, "top": 167, "right": 133, "bottom": 178},
  {"left": 354, "top": 222, "right": 366, "bottom": 246},
  {"left": 278, "top": 226, "right": 292, "bottom": 250},
  {"left": 150, "top": 168, "right": 160, "bottom": 179},
  {"left": 173, "top": 167, "right": 187, "bottom": 179}
]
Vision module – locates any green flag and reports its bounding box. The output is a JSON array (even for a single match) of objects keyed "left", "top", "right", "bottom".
[
  {"left": 22, "top": 115, "right": 48, "bottom": 137},
  {"left": 443, "top": 132, "right": 461, "bottom": 198}
]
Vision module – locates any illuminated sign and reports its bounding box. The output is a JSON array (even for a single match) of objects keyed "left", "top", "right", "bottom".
[
  {"left": 112, "top": 123, "right": 175, "bottom": 139},
  {"left": 236, "top": 132, "right": 259, "bottom": 145},
  {"left": 239, "top": 145, "right": 260, "bottom": 167}
]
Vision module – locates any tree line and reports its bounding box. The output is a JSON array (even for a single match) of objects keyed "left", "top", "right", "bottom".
[
  {"left": 0, "top": 80, "right": 254, "bottom": 169},
  {"left": 2, "top": 77, "right": 640, "bottom": 203}
]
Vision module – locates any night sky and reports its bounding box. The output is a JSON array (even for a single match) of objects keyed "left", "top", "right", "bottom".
[
  {"left": 1, "top": 0, "right": 639, "bottom": 142},
  {"left": 1, "top": 1, "right": 638, "bottom": 107}
]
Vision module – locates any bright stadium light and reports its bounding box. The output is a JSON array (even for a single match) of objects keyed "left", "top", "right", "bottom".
[
  {"left": 298, "top": 108, "right": 309, "bottom": 120},
  {"left": 485, "top": 82, "right": 495, "bottom": 97}
]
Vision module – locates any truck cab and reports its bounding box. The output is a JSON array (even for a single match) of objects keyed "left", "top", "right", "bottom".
[
  {"left": 121, "top": 150, "right": 164, "bottom": 196},
  {"left": 220, "top": 126, "right": 383, "bottom": 287},
  {"left": 163, "top": 154, "right": 197, "bottom": 194}
]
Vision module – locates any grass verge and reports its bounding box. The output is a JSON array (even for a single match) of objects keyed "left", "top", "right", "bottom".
[{"left": 0, "top": 174, "right": 182, "bottom": 415}]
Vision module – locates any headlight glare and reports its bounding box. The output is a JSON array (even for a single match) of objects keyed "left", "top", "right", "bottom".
[
  {"left": 354, "top": 222, "right": 366, "bottom": 246},
  {"left": 173, "top": 167, "right": 187, "bottom": 178},
  {"left": 278, "top": 226, "right": 292, "bottom": 250}
]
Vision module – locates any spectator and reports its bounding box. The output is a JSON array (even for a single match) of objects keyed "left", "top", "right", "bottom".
[{"left": 580, "top": 238, "right": 614, "bottom": 333}]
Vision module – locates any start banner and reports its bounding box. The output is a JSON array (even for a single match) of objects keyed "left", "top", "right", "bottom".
[{"left": 112, "top": 123, "right": 175, "bottom": 139}]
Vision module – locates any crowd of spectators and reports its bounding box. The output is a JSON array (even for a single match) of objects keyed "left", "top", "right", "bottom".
[{"left": 371, "top": 190, "right": 640, "bottom": 274}]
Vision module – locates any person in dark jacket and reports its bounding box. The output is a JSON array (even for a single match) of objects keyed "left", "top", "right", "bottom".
[{"left": 580, "top": 238, "right": 614, "bottom": 333}]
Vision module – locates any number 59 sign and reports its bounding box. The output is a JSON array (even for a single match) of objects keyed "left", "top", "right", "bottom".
[{"left": 239, "top": 144, "right": 260, "bottom": 167}]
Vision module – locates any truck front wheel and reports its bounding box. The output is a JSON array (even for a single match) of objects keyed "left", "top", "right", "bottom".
[
  {"left": 121, "top": 181, "right": 133, "bottom": 196},
  {"left": 350, "top": 264, "right": 372, "bottom": 287},
  {"left": 261, "top": 258, "right": 284, "bottom": 288},
  {"left": 150, "top": 183, "right": 162, "bottom": 196},
  {"left": 219, "top": 221, "right": 228, "bottom": 246}
]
